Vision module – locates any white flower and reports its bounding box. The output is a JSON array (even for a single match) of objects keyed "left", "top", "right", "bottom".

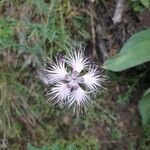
[
  {"left": 66, "top": 50, "right": 89, "bottom": 73},
  {"left": 40, "top": 49, "right": 107, "bottom": 111},
  {"left": 44, "top": 60, "right": 67, "bottom": 84},
  {"left": 48, "top": 83, "right": 70, "bottom": 107},
  {"left": 82, "top": 68, "right": 100, "bottom": 91},
  {"left": 69, "top": 87, "right": 89, "bottom": 107}
]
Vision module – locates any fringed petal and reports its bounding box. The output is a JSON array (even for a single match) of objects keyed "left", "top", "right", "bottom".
[{"left": 66, "top": 50, "right": 89, "bottom": 73}]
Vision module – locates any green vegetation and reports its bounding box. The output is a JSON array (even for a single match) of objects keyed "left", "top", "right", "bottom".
[
  {"left": 0, "top": 0, "right": 150, "bottom": 149},
  {"left": 104, "top": 29, "right": 150, "bottom": 149},
  {"left": 104, "top": 30, "right": 150, "bottom": 71},
  {"left": 104, "top": 29, "right": 150, "bottom": 126},
  {"left": 138, "top": 88, "right": 150, "bottom": 125},
  {"left": 130, "top": 0, "right": 150, "bottom": 11}
]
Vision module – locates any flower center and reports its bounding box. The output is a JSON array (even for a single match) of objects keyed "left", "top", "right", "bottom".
[{"left": 64, "top": 70, "right": 84, "bottom": 90}]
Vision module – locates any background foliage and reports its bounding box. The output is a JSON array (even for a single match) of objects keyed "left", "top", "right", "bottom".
[{"left": 0, "top": 0, "right": 150, "bottom": 149}]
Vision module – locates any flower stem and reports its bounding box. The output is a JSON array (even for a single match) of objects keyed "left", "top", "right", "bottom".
[{"left": 93, "top": 101, "right": 116, "bottom": 121}]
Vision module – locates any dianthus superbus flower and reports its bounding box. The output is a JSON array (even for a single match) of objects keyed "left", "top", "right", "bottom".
[{"left": 39, "top": 49, "right": 107, "bottom": 112}]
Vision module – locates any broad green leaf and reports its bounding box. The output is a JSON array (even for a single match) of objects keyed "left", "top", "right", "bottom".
[
  {"left": 104, "top": 30, "right": 150, "bottom": 71},
  {"left": 27, "top": 143, "right": 39, "bottom": 150},
  {"left": 138, "top": 88, "right": 150, "bottom": 125},
  {"left": 140, "top": 0, "right": 150, "bottom": 8},
  {"left": 27, "top": 143, "right": 48, "bottom": 150}
]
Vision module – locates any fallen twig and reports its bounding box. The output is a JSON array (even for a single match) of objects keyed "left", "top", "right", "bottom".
[
  {"left": 96, "top": 24, "right": 108, "bottom": 61},
  {"left": 112, "top": 0, "right": 125, "bottom": 23}
]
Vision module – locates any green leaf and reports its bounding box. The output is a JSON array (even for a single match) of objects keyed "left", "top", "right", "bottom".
[
  {"left": 138, "top": 88, "right": 150, "bottom": 125},
  {"left": 104, "top": 30, "right": 150, "bottom": 71},
  {"left": 140, "top": 0, "right": 150, "bottom": 8}
]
